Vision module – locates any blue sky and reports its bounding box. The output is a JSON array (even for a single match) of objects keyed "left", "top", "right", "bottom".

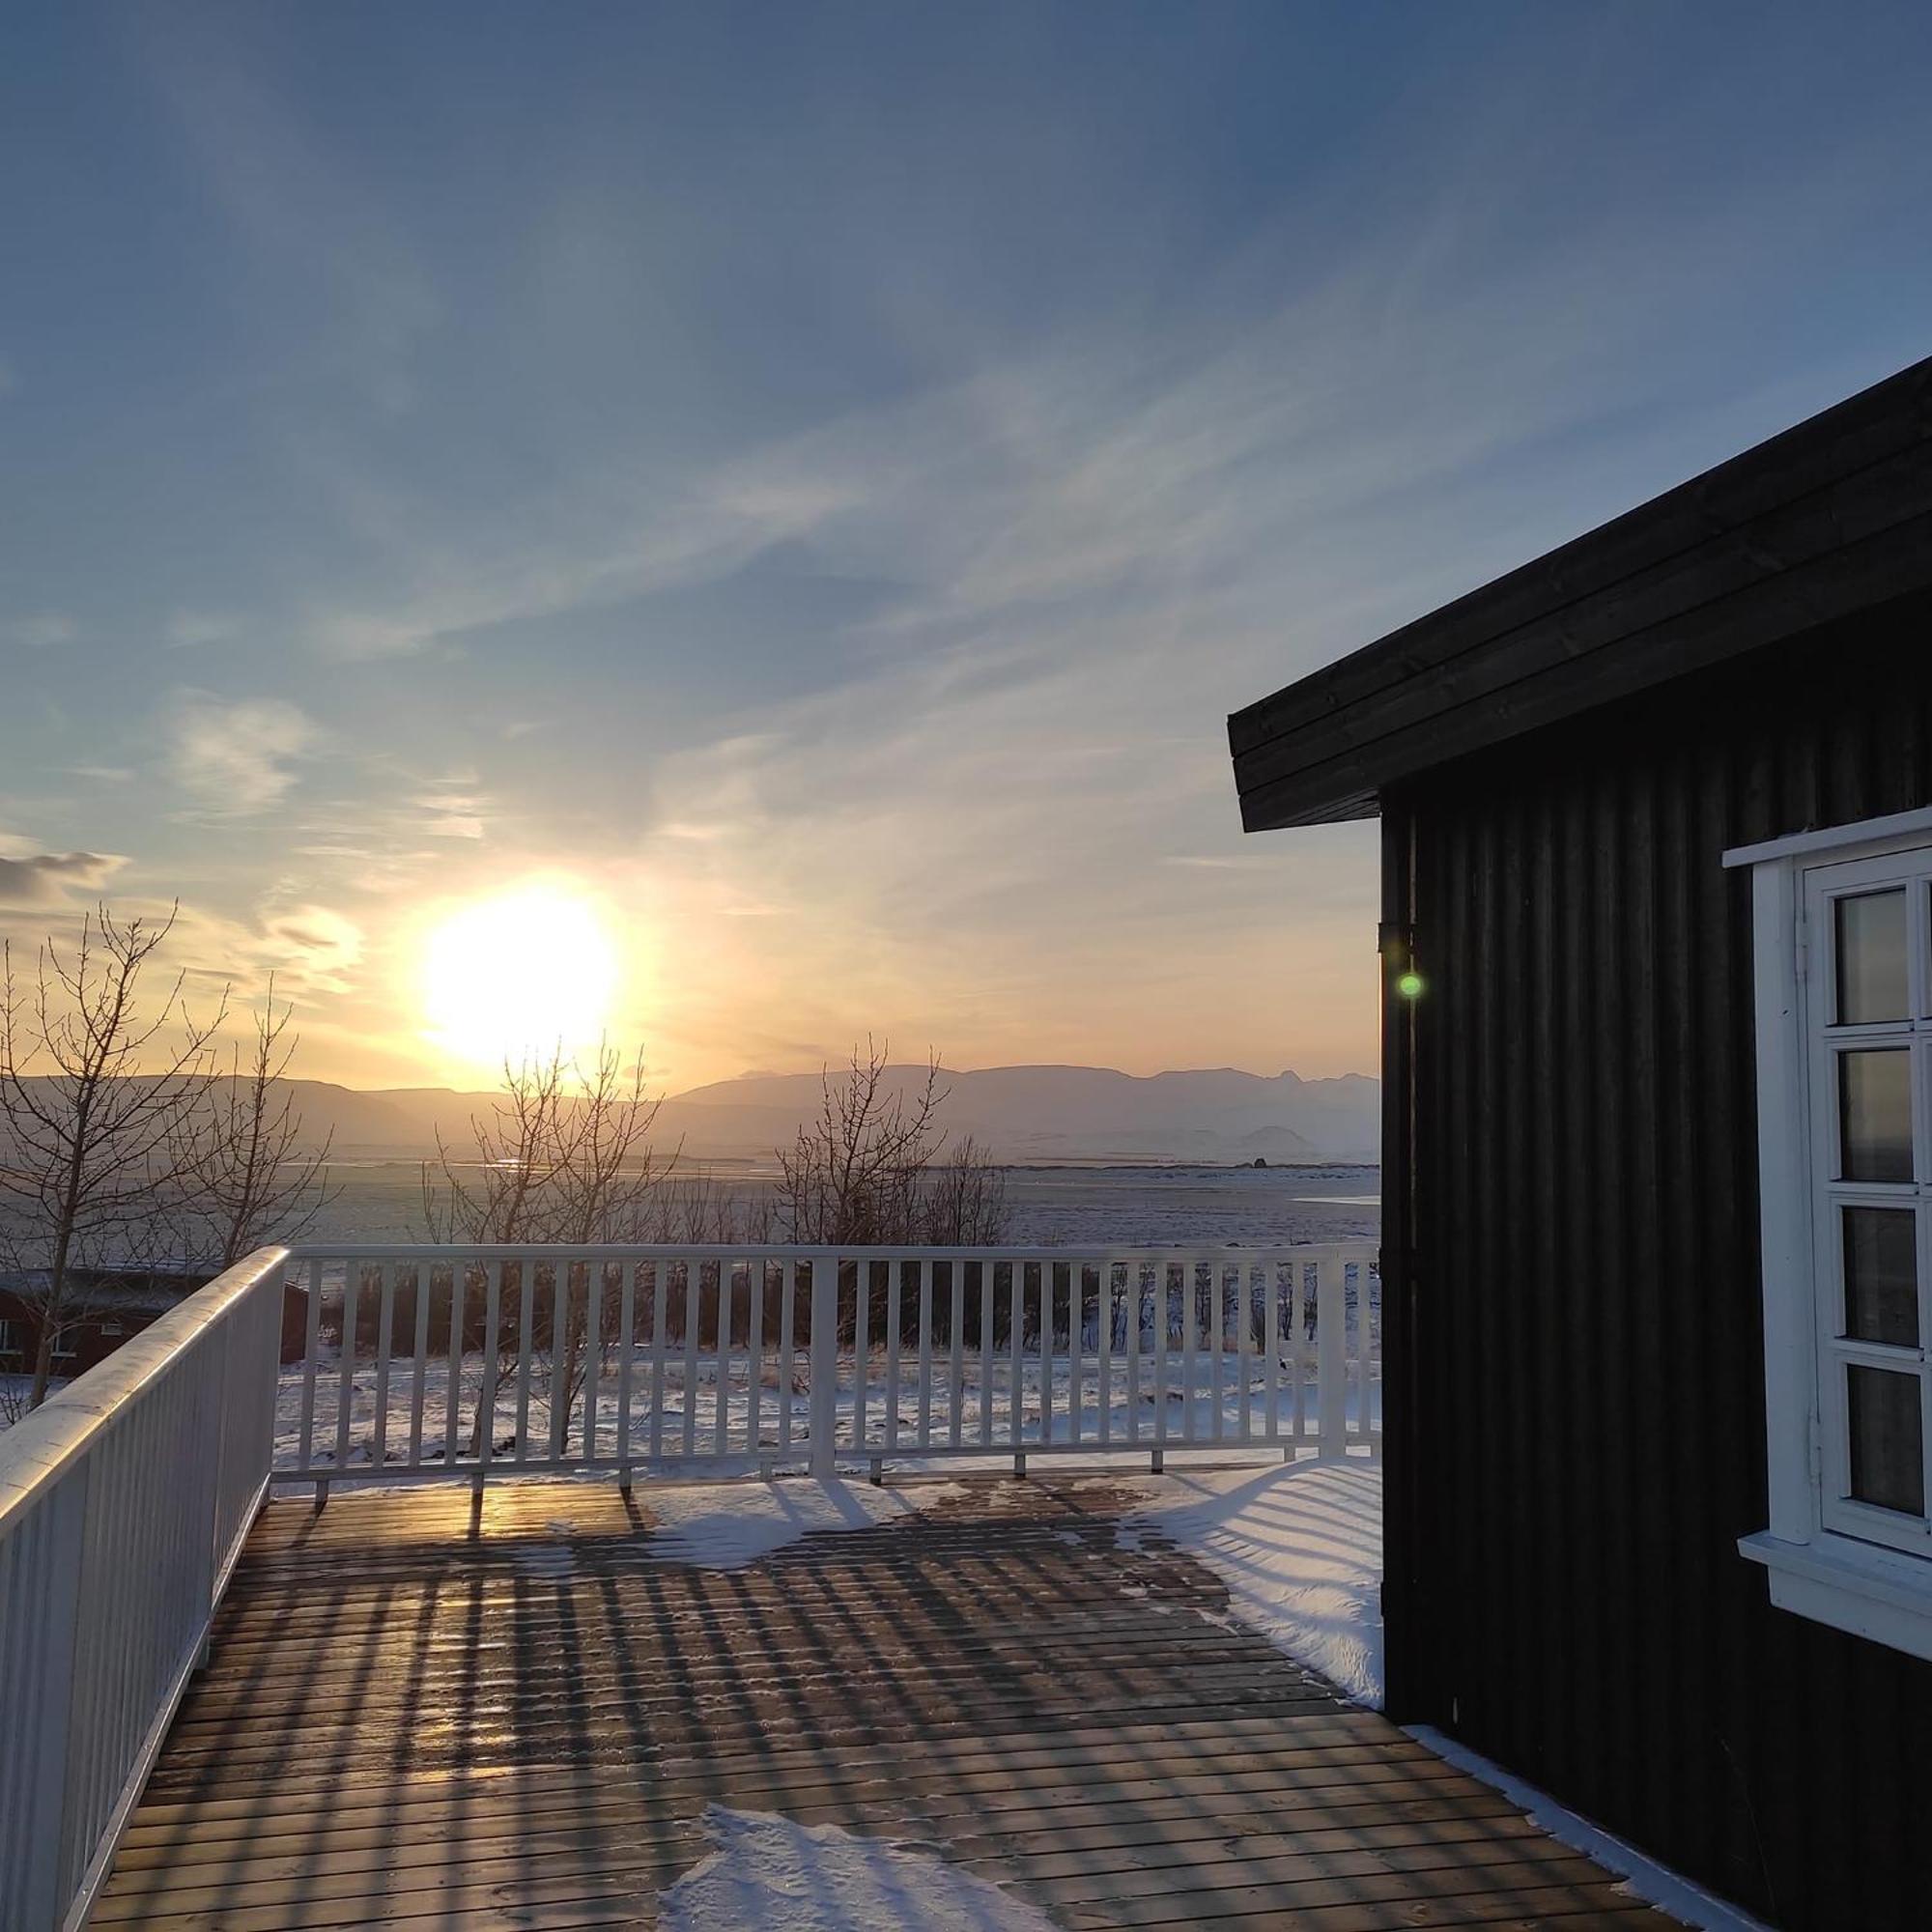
[{"left": 3, "top": 2, "right": 1930, "bottom": 1088}]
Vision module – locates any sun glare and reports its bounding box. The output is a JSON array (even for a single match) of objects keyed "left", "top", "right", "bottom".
[{"left": 420, "top": 885, "right": 620, "bottom": 1069}]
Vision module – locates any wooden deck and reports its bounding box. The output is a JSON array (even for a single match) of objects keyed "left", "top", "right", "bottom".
[{"left": 99, "top": 1475, "right": 1678, "bottom": 1929}]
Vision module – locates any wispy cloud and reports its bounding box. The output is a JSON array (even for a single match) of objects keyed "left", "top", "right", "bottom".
[
  {"left": 9, "top": 612, "right": 75, "bottom": 650},
  {"left": 165, "top": 610, "right": 242, "bottom": 648},
  {"left": 165, "top": 693, "right": 319, "bottom": 815},
  {"left": 258, "top": 903, "right": 363, "bottom": 993}
]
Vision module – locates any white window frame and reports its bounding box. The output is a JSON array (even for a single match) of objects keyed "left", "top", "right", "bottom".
[{"left": 1731, "top": 803, "right": 1932, "bottom": 1661}]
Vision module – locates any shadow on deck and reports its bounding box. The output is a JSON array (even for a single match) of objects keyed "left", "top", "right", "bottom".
[{"left": 99, "top": 1475, "right": 1673, "bottom": 1929}]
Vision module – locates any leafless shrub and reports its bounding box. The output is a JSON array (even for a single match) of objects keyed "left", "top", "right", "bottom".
[
  {"left": 166, "top": 980, "right": 337, "bottom": 1268},
  {"left": 773, "top": 1040, "right": 1011, "bottom": 1345},
  {"left": 0, "top": 905, "right": 226, "bottom": 1407}
]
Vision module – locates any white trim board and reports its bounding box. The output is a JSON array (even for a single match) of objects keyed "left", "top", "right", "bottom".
[
  {"left": 1723, "top": 804, "right": 1932, "bottom": 869},
  {"left": 1406, "top": 1726, "right": 1772, "bottom": 1931}
]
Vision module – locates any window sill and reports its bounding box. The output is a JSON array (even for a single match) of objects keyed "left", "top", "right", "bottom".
[{"left": 1740, "top": 1529, "right": 1932, "bottom": 1662}]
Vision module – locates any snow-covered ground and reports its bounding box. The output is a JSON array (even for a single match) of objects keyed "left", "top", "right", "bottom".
[{"left": 660, "top": 1806, "right": 1057, "bottom": 1932}]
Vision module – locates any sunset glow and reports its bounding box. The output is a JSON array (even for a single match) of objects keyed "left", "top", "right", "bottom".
[{"left": 420, "top": 886, "right": 619, "bottom": 1069}]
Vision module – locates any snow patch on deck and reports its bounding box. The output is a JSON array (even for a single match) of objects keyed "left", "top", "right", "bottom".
[
  {"left": 643, "top": 1478, "right": 962, "bottom": 1569},
  {"left": 1120, "top": 1457, "right": 1383, "bottom": 1706},
  {"left": 659, "top": 1804, "right": 1057, "bottom": 1931}
]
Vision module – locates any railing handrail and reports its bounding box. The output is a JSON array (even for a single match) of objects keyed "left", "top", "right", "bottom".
[
  {"left": 0, "top": 1246, "right": 289, "bottom": 1932},
  {"left": 0, "top": 1247, "right": 290, "bottom": 1532},
  {"left": 284, "top": 1239, "right": 1378, "bottom": 1262}
]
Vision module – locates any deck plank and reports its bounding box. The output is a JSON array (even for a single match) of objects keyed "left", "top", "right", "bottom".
[{"left": 102, "top": 1475, "right": 1681, "bottom": 1929}]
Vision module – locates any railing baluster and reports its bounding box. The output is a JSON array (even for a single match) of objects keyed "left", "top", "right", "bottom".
[
  {"left": 372, "top": 1263, "right": 396, "bottom": 1468},
  {"left": 682, "top": 1256, "right": 701, "bottom": 1460},
  {"left": 1124, "top": 1259, "right": 1140, "bottom": 1446},
  {"left": 478, "top": 1262, "right": 502, "bottom": 1478},
  {"left": 979, "top": 1261, "right": 995, "bottom": 1449},
  {"left": 747, "top": 1257, "right": 763, "bottom": 1459},
  {"left": 1181, "top": 1256, "right": 1199, "bottom": 1445},
  {"left": 916, "top": 1259, "right": 934, "bottom": 1451},
  {"left": 1009, "top": 1261, "right": 1024, "bottom": 1448},
  {"left": 1096, "top": 1258, "right": 1112, "bottom": 1447},
  {"left": 1318, "top": 1251, "right": 1348, "bottom": 1456},
  {"left": 298, "top": 1257, "right": 323, "bottom": 1475},
  {"left": 1152, "top": 1261, "right": 1168, "bottom": 1448},
  {"left": 1264, "top": 1257, "right": 1280, "bottom": 1447},
  {"left": 409, "top": 1261, "right": 433, "bottom": 1467},
  {"left": 778, "top": 1259, "right": 795, "bottom": 1459},
  {"left": 1066, "top": 1260, "right": 1082, "bottom": 1446},
  {"left": 617, "top": 1262, "right": 638, "bottom": 1480},
  {"left": 586, "top": 1258, "right": 606, "bottom": 1463},
  {"left": 948, "top": 1263, "right": 965, "bottom": 1449},
  {"left": 808, "top": 1257, "right": 838, "bottom": 1478},
  {"left": 514, "top": 1262, "right": 536, "bottom": 1465},
  {"left": 649, "top": 1261, "right": 668, "bottom": 1463},
  {"left": 443, "top": 1263, "right": 464, "bottom": 1466},
  {"left": 328, "top": 1261, "right": 352, "bottom": 1469},
  {"left": 853, "top": 1259, "right": 870, "bottom": 1456},
  {"left": 1210, "top": 1257, "right": 1225, "bottom": 1445},
  {"left": 551, "top": 1260, "right": 575, "bottom": 1463},
  {"left": 885, "top": 1260, "right": 902, "bottom": 1455},
  {"left": 1038, "top": 1260, "right": 1053, "bottom": 1448},
  {"left": 714, "top": 1260, "right": 732, "bottom": 1456},
  {"left": 1292, "top": 1260, "right": 1308, "bottom": 1445},
  {"left": 1236, "top": 1260, "right": 1253, "bottom": 1443}
]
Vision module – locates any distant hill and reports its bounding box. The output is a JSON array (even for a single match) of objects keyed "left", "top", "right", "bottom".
[
  {"left": 6, "top": 1065, "right": 1378, "bottom": 1166},
  {"left": 272, "top": 1064, "right": 1379, "bottom": 1165},
  {"left": 656, "top": 1065, "right": 1378, "bottom": 1164}
]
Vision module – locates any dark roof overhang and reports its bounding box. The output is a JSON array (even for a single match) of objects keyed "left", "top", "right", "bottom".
[{"left": 1229, "top": 355, "right": 1932, "bottom": 830}]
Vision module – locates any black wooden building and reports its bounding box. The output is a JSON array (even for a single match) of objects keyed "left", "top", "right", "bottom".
[{"left": 1231, "top": 355, "right": 1932, "bottom": 1929}]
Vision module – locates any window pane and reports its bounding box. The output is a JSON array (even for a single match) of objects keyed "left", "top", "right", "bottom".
[
  {"left": 1839, "top": 1050, "right": 1914, "bottom": 1182},
  {"left": 1835, "top": 891, "right": 1908, "bottom": 1024},
  {"left": 1847, "top": 1366, "right": 1925, "bottom": 1516},
  {"left": 1842, "top": 1207, "right": 1919, "bottom": 1346}
]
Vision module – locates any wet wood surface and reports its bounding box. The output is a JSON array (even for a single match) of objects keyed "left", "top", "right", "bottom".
[{"left": 100, "top": 1475, "right": 1678, "bottom": 1928}]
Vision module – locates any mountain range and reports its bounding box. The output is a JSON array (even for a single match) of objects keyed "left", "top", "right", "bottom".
[{"left": 255, "top": 1064, "right": 1380, "bottom": 1165}]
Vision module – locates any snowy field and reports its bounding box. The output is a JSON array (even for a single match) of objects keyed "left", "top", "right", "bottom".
[{"left": 306, "top": 1158, "right": 1381, "bottom": 1250}]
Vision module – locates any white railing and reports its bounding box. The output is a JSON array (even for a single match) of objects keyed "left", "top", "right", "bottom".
[
  {"left": 0, "top": 1247, "right": 287, "bottom": 1932},
  {"left": 279, "top": 1242, "right": 1379, "bottom": 1488},
  {"left": 0, "top": 1237, "right": 1374, "bottom": 1932}
]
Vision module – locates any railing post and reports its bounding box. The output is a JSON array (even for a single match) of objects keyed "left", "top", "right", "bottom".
[
  {"left": 809, "top": 1257, "right": 838, "bottom": 1479},
  {"left": 1318, "top": 1251, "right": 1348, "bottom": 1457}
]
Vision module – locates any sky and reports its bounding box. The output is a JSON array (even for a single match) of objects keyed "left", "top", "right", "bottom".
[{"left": 3, "top": 3, "right": 1930, "bottom": 1093}]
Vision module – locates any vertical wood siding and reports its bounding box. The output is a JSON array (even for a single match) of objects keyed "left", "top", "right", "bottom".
[{"left": 1383, "top": 592, "right": 1932, "bottom": 1929}]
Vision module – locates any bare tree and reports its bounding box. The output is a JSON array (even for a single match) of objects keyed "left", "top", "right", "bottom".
[
  {"left": 773, "top": 1040, "right": 1009, "bottom": 1248},
  {"left": 774, "top": 1040, "right": 948, "bottom": 1245},
  {"left": 773, "top": 1042, "right": 1012, "bottom": 1350},
  {"left": 0, "top": 905, "right": 226, "bottom": 1407},
  {"left": 918, "top": 1134, "right": 1009, "bottom": 1245},
  {"left": 167, "top": 981, "right": 337, "bottom": 1268},
  {"left": 420, "top": 1040, "right": 666, "bottom": 1450}
]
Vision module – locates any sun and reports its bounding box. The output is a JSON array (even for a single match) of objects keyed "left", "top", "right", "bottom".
[{"left": 420, "top": 884, "right": 620, "bottom": 1069}]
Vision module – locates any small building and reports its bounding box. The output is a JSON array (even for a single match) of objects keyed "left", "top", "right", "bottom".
[
  {"left": 0, "top": 1264, "right": 312, "bottom": 1379},
  {"left": 1230, "top": 355, "right": 1932, "bottom": 1928}
]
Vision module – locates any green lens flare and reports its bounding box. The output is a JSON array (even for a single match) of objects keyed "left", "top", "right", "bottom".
[{"left": 1396, "top": 971, "right": 1425, "bottom": 999}]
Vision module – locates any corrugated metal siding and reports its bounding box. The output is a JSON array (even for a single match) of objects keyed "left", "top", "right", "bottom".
[{"left": 1384, "top": 592, "right": 1932, "bottom": 1928}]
